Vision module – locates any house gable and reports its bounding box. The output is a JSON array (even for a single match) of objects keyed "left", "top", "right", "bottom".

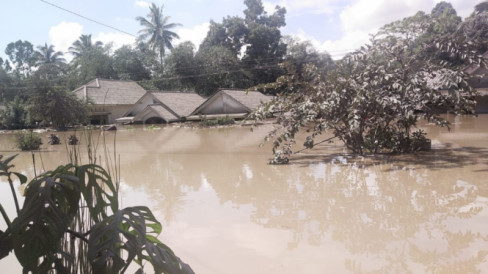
[
  {"left": 192, "top": 89, "right": 272, "bottom": 115},
  {"left": 133, "top": 104, "right": 179, "bottom": 123},
  {"left": 120, "top": 91, "right": 205, "bottom": 123}
]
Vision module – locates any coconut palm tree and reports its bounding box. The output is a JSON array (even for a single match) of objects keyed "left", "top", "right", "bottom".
[
  {"left": 136, "top": 3, "right": 181, "bottom": 66},
  {"left": 68, "top": 34, "right": 103, "bottom": 60},
  {"left": 34, "top": 43, "right": 65, "bottom": 66}
]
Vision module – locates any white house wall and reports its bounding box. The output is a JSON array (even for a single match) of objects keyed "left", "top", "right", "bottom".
[
  {"left": 199, "top": 93, "right": 247, "bottom": 115},
  {"left": 90, "top": 105, "right": 132, "bottom": 124}
]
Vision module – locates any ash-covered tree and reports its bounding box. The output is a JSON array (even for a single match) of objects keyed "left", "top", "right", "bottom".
[
  {"left": 282, "top": 37, "right": 334, "bottom": 75},
  {"left": 255, "top": 36, "right": 334, "bottom": 95},
  {"left": 456, "top": 2, "right": 488, "bottom": 54},
  {"left": 252, "top": 11, "right": 485, "bottom": 163}
]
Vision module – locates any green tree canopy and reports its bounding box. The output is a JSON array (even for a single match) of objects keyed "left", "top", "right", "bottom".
[
  {"left": 194, "top": 45, "right": 250, "bottom": 96},
  {"left": 28, "top": 81, "right": 87, "bottom": 129},
  {"left": 162, "top": 41, "right": 198, "bottom": 90},
  {"left": 34, "top": 43, "right": 66, "bottom": 65},
  {"left": 5, "top": 40, "right": 36, "bottom": 78},
  {"left": 68, "top": 34, "right": 103, "bottom": 62},
  {"left": 197, "top": 0, "right": 287, "bottom": 90},
  {"left": 112, "top": 45, "right": 151, "bottom": 81},
  {"left": 67, "top": 35, "right": 115, "bottom": 87}
]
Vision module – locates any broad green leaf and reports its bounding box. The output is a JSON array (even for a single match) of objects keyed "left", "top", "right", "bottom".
[
  {"left": 10, "top": 164, "right": 81, "bottom": 271},
  {"left": 76, "top": 164, "right": 119, "bottom": 223}
]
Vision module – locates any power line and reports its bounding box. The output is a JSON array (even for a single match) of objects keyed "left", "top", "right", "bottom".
[{"left": 39, "top": 0, "right": 136, "bottom": 38}]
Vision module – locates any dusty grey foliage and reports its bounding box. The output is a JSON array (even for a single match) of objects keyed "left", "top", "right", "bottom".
[{"left": 252, "top": 12, "right": 485, "bottom": 163}]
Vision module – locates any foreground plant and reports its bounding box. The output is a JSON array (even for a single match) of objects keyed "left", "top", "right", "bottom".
[{"left": 0, "top": 154, "right": 193, "bottom": 273}]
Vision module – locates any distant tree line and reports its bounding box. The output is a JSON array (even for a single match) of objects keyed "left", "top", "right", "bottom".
[{"left": 1, "top": 0, "right": 487, "bottom": 131}]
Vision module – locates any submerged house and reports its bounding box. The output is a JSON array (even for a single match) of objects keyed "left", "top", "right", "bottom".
[
  {"left": 190, "top": 89, "right": 273, "bottom": 119},
  {"left": 117, "top": 91, "right": 206, "bottom": 124},
  {"left": 73, "top": 78, "right": 147, "bottom": 124}
]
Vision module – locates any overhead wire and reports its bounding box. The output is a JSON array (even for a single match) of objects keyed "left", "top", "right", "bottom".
[
  {"left": 39, "top": 0, "right": 136, "bottom": 38},
  {"left": 7, "top": 0, "right": 354, "bottom": 88}
]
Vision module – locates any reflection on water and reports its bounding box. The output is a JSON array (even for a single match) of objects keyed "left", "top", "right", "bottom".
[{"left": 1, "top": 115, "right": 488, "bottom": 273}]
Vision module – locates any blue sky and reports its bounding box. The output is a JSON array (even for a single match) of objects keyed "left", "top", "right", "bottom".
[{"left": 0, "top": 0, "right": 483, "bottom": 61}]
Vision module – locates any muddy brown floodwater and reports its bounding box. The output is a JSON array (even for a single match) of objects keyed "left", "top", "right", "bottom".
[{"left": 1, "top": 114, "right": 488, "bottom": 273}]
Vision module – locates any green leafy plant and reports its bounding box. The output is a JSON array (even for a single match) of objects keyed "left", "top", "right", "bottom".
[
  {"left": 0, "top": 154, "right": 193, "bottom": 273},
  {"left": 200, "top": 116, "right": 235, "bottom": 127},
  {"left": 15, "top": 131, "right": 42, "bottom": 151}
]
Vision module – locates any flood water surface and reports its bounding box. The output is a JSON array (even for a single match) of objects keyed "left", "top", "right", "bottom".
[{"left": 1, "top": 115, "right": 488, "bottom": 273}]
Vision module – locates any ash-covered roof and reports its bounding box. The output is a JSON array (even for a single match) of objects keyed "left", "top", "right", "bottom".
[
  {"left": 221, "top": 89, "right": 273, "bottom": 111},
  {"left": 73, "top": 78, "right": 147, "bottom": 105},
  {"left": 151, "top": 92, "right": 206, "bottom": 117}
]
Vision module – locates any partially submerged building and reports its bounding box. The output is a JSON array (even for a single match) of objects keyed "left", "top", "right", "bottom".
[
  {"left": 117, "top": 91, "right": 206, "bottom": 124},
  {"left": 73, "top": 78, "right": 147, "bottom": 124},
  {"left": 190, "top": 89, "right": 273, "bottom": 119},
  {"left": 73, "top": 79, "right": 273, "bottom": 125}
]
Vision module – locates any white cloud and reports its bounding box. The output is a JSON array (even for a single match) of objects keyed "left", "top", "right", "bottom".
[
  {"left": 339, "top": 0, "right": 433, "bottom": 34},
  {"left": 49, "top": 22, "right": 83, "bottom": 56},
  {"left": 290, "top": 29, "right": 366, "bottom": 60},
  {"left": 263, "top": 1, "right": 276, "bottom": 14},
  {"left": 293, "top": 0, "right": 482, "bottom": 60},
  {"left": 175, "top": 22, "right": 210, "bottom": 49},
  {"left": 264, "top": 0, "right": 340, "bottom": 15},
  {"left": 135, "top": 1, "right": 150, "bottom": 8}
]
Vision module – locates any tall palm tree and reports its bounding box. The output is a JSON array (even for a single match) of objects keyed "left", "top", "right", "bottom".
[
  {"left": 136, "top": 3, "right": 181, "bottom": 66},
  {"left": 34, "top": 43, "right": 66, "bottom": 66},
  {"left": 68, "top": 34, "right": 103, "bottom": 60}
]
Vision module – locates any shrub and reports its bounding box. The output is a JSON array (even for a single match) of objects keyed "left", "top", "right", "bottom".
[
  {"left": 15, "top": 131, "right": 42, "bottom": 151},
  {"left": 47, "top": 134, "right": 60, "bottom": 145},
  {"left": 200, "top": 116, "right": 235, "bottom": 127},
  {"left": 68, "top": 135, "right": 79, "bottom": 145},
  {"left": 217, "top": 115, "right": 235, "bottom": 125}
]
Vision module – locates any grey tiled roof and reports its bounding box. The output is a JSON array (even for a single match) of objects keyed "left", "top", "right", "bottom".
[
  {"left": 134, "top": 104, "right": 179, "bottom": 122},
  {"left": 222, "top": 89, "right": 273, "bottom": 111},
  {"left": 152, "top": 92, "right": 206, "bottom": 117},
  {"left": 73, "top": 78, "right": 147, "bottom": 105}
]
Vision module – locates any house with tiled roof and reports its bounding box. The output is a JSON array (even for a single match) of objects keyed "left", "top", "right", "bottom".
[
  {"left": 190, "top": 89, "right": 273, "bottom": 119},
  {"left": 117, "top": 91, "right": 206, "bottom": 124},
  {"left": 73, "top": 78, "right": 147, "bottom": 124}
]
